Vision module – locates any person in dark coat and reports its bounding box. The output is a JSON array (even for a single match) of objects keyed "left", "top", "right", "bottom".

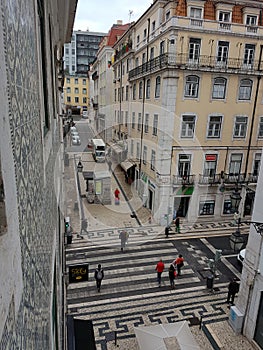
[
  {"left": 94, "top": 264, "right": 104, "bottom": 292},
  {"left": 227, "top": 277, "right": 239, "bottom": 305},
  {"left": 168, "top": 264, "right": 176, "bottom": 289},
  {"left": 174, "top": 216, "right": 180, "bottom": 233}
]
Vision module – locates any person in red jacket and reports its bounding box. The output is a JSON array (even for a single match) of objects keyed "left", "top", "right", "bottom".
[
  {"left": 174, "top": 254, "right": 184, "bottom": 276},
  {"left": 155, "top": 259, "right": 165, "bottom": 287}
]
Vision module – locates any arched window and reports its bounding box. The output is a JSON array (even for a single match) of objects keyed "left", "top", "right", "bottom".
[
  {"left": 184, "top": 75, "right": 199, "bottom": 97},
  {"left": 212, "top": 77, "right": 227, "bottom": 99},
  {"left": 146, "top": 79, "right": 151, "bottom": 99},
  {"left": 238, "top": 79, "right": 252, "bottom": 100},
  {"left": 155, "top": 76, "right": 161, "bottom": 98},
  {"left": 139, "top": 81, "right": 143, "bottom": 99}
]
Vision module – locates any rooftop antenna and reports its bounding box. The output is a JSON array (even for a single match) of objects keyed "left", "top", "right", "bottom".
[{"left": 129, "top": 10, "right": 133, "bottom": 22}]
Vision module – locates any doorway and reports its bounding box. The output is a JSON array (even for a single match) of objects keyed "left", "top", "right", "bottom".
[
  {"left": 174, "top": 197, "right": 190, "bottom": 218},
  {"left": 254, "top": 292, "right": 263, "bottom": 348},
  {"left": 148, "top": 189, "right": 153, "bottom": 210}
]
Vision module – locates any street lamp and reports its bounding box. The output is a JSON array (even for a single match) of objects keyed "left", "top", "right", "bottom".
[
  {"left": 77, "top": 161, "right": 83, "bottom": 173},
  {"left": 230, "top": 184, "right": 242, "bottom": 214},
  {"left": 229, "top": 218, "right": 246, "bottom": 252}
]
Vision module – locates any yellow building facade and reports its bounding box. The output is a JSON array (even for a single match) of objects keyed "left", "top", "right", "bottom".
[
  {"left": 63, "top": 75, "right": 90, "bottom": 115},
  {"left": 107, "top": 0, "right": 263, "bottom": 225}
]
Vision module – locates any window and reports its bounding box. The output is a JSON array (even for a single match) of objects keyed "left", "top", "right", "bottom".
[
  {"left": 223, "top": 197, "right": 232, "bottom": 214},
  {"left": 74, "top": 78, "right": 78, "bottom": 84},
  {"left": 152, "top": 21, "right": 156, "bottom": 32},
  {"left": 82, "top": 88, "right": 87, "bottom": 94},
  {"left": 153, "top": 114, "right": 158, "bottom": 136},
  {"left": 246, "top": 15, "right": 257, "bottom": 26},
  {"left": 142, "top": 52, "right": 146, "bottom": 64},
  {"left": 72, "top": 65, "right": 75, "bottom": 71},
  {"left": 160, "top": 41, "right": 165, "bottom": 55},
  {"left": 139, "top": 81, "right": 143, "bottom": 99},
  {"left": 258, "top": 117, "right": 263, "bottom": 138},
  {"left": 151, "top": 150, "right": 156, "bottom": 170},
  {"left": 137, "top": 35, "right": 140, "bottom": 44},
  {"left": 132, "top": 112, "right": 135, "bottom": 129},
  {"left": 217, "top": 41, "right": 229, "bottom": 63},
  {"left": 67, "top": 87, "right": 71, "bottom": 93},
  {"left": 203, "top": 154, "right": 217, "bottom": 177},
  {"left": 155, "top": 76, "right": 161, "bottom": 98},
  {"left": 67, "top": 96, "right": 71, "bottom": 102},
  {"left": 65, "top": 48, "right": 69, "bottom": 54},
  {"left": 234, "top": 116, "right": 248, "bottom": 138},
  {"left": 184, "top": 75, "right": 199, "bottom": 98},
  {"left": 207, "top": 116, "right": 222, "bottom": 138},
  {"left": 143, "top": 146, "right": 147, "bottom": 164},
  {"left": 145, "top": 113, "right": 149, "bottom": 133},
  {"left": 178, "top": 154, "right": 191, "bottom": 177},
  {"left": 126, "top": 58, "right": 130, "bottom": 73},
  {"left": 66, "top": 77, "right": 70, "bottom": 83},
  {"left": 117, "top": 111, "right": 120, "bottom": 124},
  {"left": 219, "top": 11, "right": 230, "bottom": 22},
  {"left": 114, "top": 89, "right": 117, "bottom": 102},
  {"left": 238, "top": 79, "right": 252, "bottom": 100},
  {"left": 74, "top": 88, "right": 79, "bottom": 94},
  {"left": 126, "top": 85, "right": 129, "bottom": 101},
  {"left": 83, "top": 97, "right": 87, "bottom": 103},
  {"left": 122, "top": 87, "right": 124, "bottom": 101},
  {"left": 146, "top": 79, "right": 151, "bottom": 99},
  {"left": 199, "top": 200, "right": 215, "bottom": 215},
  {"left": 150, "top": 47, "right": 154, "bottom": 60},
  {"left": 229, "top": 154, "right": 242, "bottom": 174},
  {"left": 118, "top": 88, "right": 120, "bottom": 101},
  {"left": 190, "top": 7, "right": 202, "bottom": 19},
  {"left": 181, "top": 115, "right": 196, "bottom": 138},
  {"left": 72, "top": 48, "right": 75, "bottom": 54},
  {"left": 133, "top": 83, "right": 136, "bottom": 100},
  {"left": 212, "top": 77, "right": 226, "bottom": 99},
  {"left": 83, "top": 79, "right": 86, "bottom": 85},
  {"left": 136, "top": 142, "right": 140, "bottom": 159},
  {"left": 75, "top": 97, "right": 79, "bottom": 103},
  {"left": 166, "top": 10, "right": 170, "bottom": 21},
  {"left": 120, "top": 111, "right": 124, "bottom": 125},
  {"left": 143, "top": 28, "right": 147, "bottom": 39},
  {"left": 188, "top": 38, "right": 201, "bottom": 62},
  {"left": 125, "top": 111, "right": 128, "bottom": 127},
  {"left": 252, "top": 153, "right": 261, "bottom": 176},
  {"left": 244, "top": 44, "right": 255, "bottom": 66},
  {"left": 138, "top": 113, "right": 142, "bottom": 131}
]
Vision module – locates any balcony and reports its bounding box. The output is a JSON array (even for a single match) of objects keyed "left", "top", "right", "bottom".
[
  {"left": 128, "top": 53, "right": 263, "bottom": 80},
  {"left": 198, "top": 174, "right": 221, "bottom": 185},
  {"left": 247, "top": 173, "right": 258, "bottom": 184},
  {"left": 223, "top": 173, "right": 246, "bottom": 184},
  {"left": 173, "top": 174, "right": 195, "bottom": 186}
]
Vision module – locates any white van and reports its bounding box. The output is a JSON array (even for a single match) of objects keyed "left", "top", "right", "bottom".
[{"left": 91, "top": 139, "right": 106, "bottom": 162}]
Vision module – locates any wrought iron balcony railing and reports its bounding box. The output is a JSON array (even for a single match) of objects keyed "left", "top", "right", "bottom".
[
  {"left": 128, "top": 53, "right": 263, "bottom": 80},
  {"left": 173, "top": 174, "right": 195, "bottom": 186},
  {"left": 198, "top": 174, "right": 221, "bottom": 185},
  {"left": 247, "top": 173, "right": 258, "bottom": 183},
  {"left": 223, "top": 173, "right": 246, "bottom": 184}
]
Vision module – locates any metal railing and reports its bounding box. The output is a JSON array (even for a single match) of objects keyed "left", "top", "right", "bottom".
[
  {"left": 172, "top": 174, "right": 195, "bottom": 186},
  {"left": 198, "top": 174, "right": 221, "bottom": 185},
  {"left": 128, "top": 53, "right": 263, "bottom": 80}
]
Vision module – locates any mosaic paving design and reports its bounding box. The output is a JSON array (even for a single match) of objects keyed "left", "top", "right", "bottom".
[{"left": 66, "top": 238, "right": 238, "bottom": 349}]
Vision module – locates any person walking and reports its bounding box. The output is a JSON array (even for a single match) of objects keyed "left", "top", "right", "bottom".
[
  {"left": 155, "top": 259, "right": 165, "bottom": 287},
  {"left": 227, "top": 277, "right": 240, "bottom": 305},
  {"left": 119, "top": 230, "right": 129, "bottom": 251},
  {"left": 174, "top": 216, "right": 180, "bottom": 233},
  {"left": 174, "top": 254, "right": 184, "bottom": 276},
  {"left": 94, "top": 264, "right": 104, "bottom": 292},
  {"left": 168, "top": 264, "right": 176, "bottom": 289},
  {"left": 114, "top": 188, "right": 120, "bottom": 205}
]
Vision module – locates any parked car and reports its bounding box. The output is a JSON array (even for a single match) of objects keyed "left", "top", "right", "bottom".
[
  {"left": 72, "top": 135, "right": 81, "bottom": 145},
  {"left": 82, "top": 111, "right": 88, "bottom": 118},
  {"left": 70, "top": 126, "right": 77, "bottom": 132},
  {"left": 237, "top": 248, "right": 246, "bottom": 265},
  {"left": 71, "top": 131, "right": 79, "bottom": 138}
]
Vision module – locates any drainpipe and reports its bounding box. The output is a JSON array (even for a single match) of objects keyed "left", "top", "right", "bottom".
[
  {"left": 244, "top": 45, "right": 263, "bottom": 178},
  {"left": 139, "top": 18, "right": 151, "bottom": 178}
]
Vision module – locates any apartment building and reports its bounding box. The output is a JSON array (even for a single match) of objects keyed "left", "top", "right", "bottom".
[
  {"left": 63, "top": 75, "right": 90, "bottom": 115},
  {"left": 64, "top": 30, "right": 106, "bottom": 75},
  {"left": 0, "top": 0, "right": 77, "bottom": 349},
  {"left": 108, "top": 0, "right": 263, "bottom": 225},
  {"left": 91, "top": 21, "right": 130, "bottom": 142}
]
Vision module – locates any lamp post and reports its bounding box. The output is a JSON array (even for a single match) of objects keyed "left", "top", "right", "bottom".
[
  {"left": 229, "top": 185, "right": 245, "bottom": 251},
  {"left": 230, "top": 184, "right": 242, "bottom": 214}
]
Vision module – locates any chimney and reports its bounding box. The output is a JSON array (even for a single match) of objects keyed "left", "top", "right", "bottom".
[{"left": 116, "top": 20, "right": 123, "bottom": 25}]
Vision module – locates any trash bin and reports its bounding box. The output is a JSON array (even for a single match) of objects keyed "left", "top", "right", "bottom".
[
  {"left": 67, "top": 234, "right": 72, "bottom": 244},
  {"left": 207, "top": 275, "right": 214, "bottom": 289}
]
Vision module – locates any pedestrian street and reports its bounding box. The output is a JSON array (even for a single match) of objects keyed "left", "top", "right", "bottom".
[{"left": 65, "top": 235, "right": 240, "bottom": 349}]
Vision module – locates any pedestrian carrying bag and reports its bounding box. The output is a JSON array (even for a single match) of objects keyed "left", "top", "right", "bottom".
[{"left": 97, "top": 270, "right": 103, "bottom": 280}]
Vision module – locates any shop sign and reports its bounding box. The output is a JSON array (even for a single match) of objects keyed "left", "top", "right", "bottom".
[{"left": 69, "top": 264, "right": 89, "bottom": 284}]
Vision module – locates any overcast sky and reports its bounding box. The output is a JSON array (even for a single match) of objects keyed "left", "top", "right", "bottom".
[{"left": 74, "top": 0, "right": 153, "bottom": 33}]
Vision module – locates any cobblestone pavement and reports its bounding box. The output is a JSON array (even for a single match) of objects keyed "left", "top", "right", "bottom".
[{"left": 64, "top": 133, "right": 254, "bottom": 350}]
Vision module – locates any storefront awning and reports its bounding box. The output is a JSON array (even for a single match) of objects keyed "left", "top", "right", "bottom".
[{"left": 120, "top": 160, "right": 135, "bottom": 172}]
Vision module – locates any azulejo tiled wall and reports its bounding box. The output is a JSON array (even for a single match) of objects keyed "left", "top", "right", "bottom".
[{"left": 0, "top": 0, "right": 60, "bottom": 348}]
